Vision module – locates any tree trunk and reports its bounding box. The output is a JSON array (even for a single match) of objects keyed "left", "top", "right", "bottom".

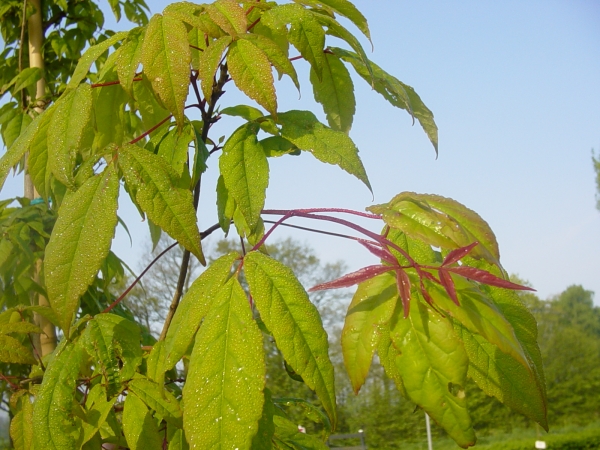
[{"left": 27, "top": 0, "right": 57, "bottom": 357}]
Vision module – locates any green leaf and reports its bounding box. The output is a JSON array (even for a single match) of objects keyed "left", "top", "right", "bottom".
[
  {"left": 310, "top": 53, "right": 355, "bottom": 133},
  {"left": 133, "top": 75, "right": 171, "bottom": 131},
  {"left": 240, "top": 33, "right": 300, "bottom": 91},
  {"left": 116, "top": 27, "right": 145, "bottom": 98},
  {"left": 28, "top": 106, "right": 57, "bottom": 199},
  {"left": 260, "top": 136, "right": 299, "bottom": 158},
  {"left": 331, "top": 47, "right": 439, "bottom": 154},
  {"left": 219, "top": 123, "right": 268, "bottom": 233},
  {"left": 83, "top": 314, "right": 142, "bottom": 396},
  {"left": 216, "top": 174, "right": 235, "bottom": 234},
  {"left": 129, "top": 378, "right": 183, "bottom": 428},
  {"left": 342, "top": 272, "right": 398, "bottom": 394},
  {"left": 205, "top": 0, "right": 247, "bottom": 35},
  {"left": 141, "top": 14, "right": 191, "bottom": 128},
  {"left": 454, "top": 322, "right": 548, "bottom": 431},
  {"left": 45, "top": 166, "right": 119, "bottom": 333},
  {"left": 221, "top": 104, "right": 265, "bottom": 121},
  {"left": 47, "top": 84, "right": 93, "bottom": 188},
  {"left": 294, "top": 0, "right": 371, "bottom": 42},
  {"left": 227, "top": 39, "right": 277, "bottom": 117},
  {"left": 122, "top": 392, "right": 163, "bottom": 450},
  {"left": 3, "top": 112, "right": 32, "bottom": 150},
  {"left": 0, "top": 321, "right": 42, "bottom": 335},
  {"left": 183, "top": 277, "right": 265, "bottom": 449},
  {"left": 277, "top": 110, "right": 371, "bottom": 191},
  {"left": 198, "top": 35, "right": 232, "bottom": 103},
  {"left": 251, "top": 388, "right": 275, "bottom": 450},
  {"left": 262, "top": 4, "right": 326, "bottom": 79},
  {"left": 388, "top": 300, "right": 475, "bottom": 448},
  {"left": 10, "top": 395, "right": 33, "bottom": 450},
  {"left": 119, "top": 143, "right": 205, "bottom": 264},
  {"left": 244, "top": 251, "right": 337, "bottom": 427},
  {"left": 157, "top": 122, "right": 195, "bottom": 177},
  {"left": 81, "top": 385, "right": 116, "bottom": 446},
  {"left": 369, "top": 192, "right": 500, "bottom": 266},
  {"left": 33, "top": 341, "right": 85, "bottom": 450},
  {"left": 66, "top": 31, "right": 129, "bottom": 91},
  {"left": 9, "top": 67, "right": 42, "bottom": 94},
  {"left": 93, "top": 71, "right": 128, "bottom": 150},
  {"left": 0, "top": 112, "right": 43, "bottom": 191},
  {"left": 164, "top": 2, "right": 224, "bottom": 38},
  {"left": 426, "top": 276, "right": 531, "bottom": 371},
  {"left": 0, "top": 334, "right": 36, "bottom": 364},
  {"left": 163, "top": 252, "right": 238, "bottom": 372}
]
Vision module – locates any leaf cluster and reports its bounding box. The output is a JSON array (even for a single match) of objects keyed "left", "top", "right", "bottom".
[{"left": 0, "top": 1, "right": 548, "bottom": 449}]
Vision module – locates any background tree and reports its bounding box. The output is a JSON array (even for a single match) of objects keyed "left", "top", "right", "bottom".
[{"left": 594, "top": 150, "right": 600, "bottom": 212}]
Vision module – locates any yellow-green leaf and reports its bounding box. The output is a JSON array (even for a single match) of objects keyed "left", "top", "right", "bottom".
[
  {"left": 388, "top": 300, "right": 475, "bottom": 448},
  {"left": 119, "top": 143, "right": 205, "bottom": 264},
  {"left": 0, "top": 335, "right": 36, "bottom": 365},
  {"left": 28, "top": 106, "right": 57, "bottom": 199},
  {"left": 122, "top": 392, "right": 163, "bottom": 450},
  {"left": 198, "top": 36, "right": 232, "bottom": 103},
  {"left": 310, "top": 52, "right": 355, "bottom": 133},
  {"left": 116, "top": 27, "right": 145, "bottom": 98},
  {"left": 205, "top": 0, "right": 247, "bottom": 35},
  {"left": 0, "top": 112, "right": 44, "bottom": 191},
  {"left": 66, "top": 31, "right": 129, "bottom": 91},
  {"left": 48, "top": 84, "right": 93, "bottom": 188},
  {"left": 32, "top": 341, "right": 85, "bottom": 450},
  {"left": 331, "top": 47, "right": 438, "bottom": 154},
  {"left": 244, "top": 251, "right": 337, "bottom": 427},
  {"left": 277, "top": 110, "right": 371, "bottom": 191},
  {"left": 227, "top": 39, "right": 277, "bottom": 117},
  {"left": 219, "top": 123, "right": 269, "bottom": 233},
  {"left": 129, "top": 378, "right": 183, "bottom": 428},
  {"left": 45, "top": 166, "right": 119, "bottom": 333},
  {"left": 10, "top": 395, "right": 33, "bottom": 450},
  {"left": 163, "top": 252, "right": 238, "bottom": 372},
  {"left": 295, "top": 0, "right": 371, "bottom": 42},
  {"left": 240, "top": 33, "right": 300, "bottom": 91},
  {"left": 183, "top": 277, "right": 265, "bottom": 449},
  {"left": 342, "top": 271, "right": 398, "bottom": 394},
  {"left": 142, "top": 14, "right": 191, "bottom": 128},
  {"left": 262, "top": 4, "right": 326, "bottom": 79}
]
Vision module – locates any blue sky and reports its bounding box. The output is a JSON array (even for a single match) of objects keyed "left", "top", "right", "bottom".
[{"left": 2, "top": 0, "right": 599, "bottom": 301}]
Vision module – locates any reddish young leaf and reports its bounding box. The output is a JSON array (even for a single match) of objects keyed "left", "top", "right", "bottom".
[
  {"left": 395, "top": 269, "right": 412, "bottom": 318},
  {"left": 442, "top": 241, "right": 479, "bottom": 266},
  {"left": 418, "top": 276, "right": 436, "bottom": 307},
  {"left": 447, "top": 267, "right": 535, "bottom": 291},
  {"left": 357, "top": 239, "right": 397, "bottom": 265},
  {"left": 439, "top": 269, "right": 459, "bottom": 306},
  {"left": 309, "top": 265, "right": 393, "bottom": 292}
]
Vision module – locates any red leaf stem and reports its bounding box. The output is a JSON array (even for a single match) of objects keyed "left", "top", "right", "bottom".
[
  {"left": 395, "top": 269, "right": 412, "bottom": 318},
  {"left": 309, "top": 264, "right": 394, "bottom": 291},
  {"left": 442, "top": 242, "right": 479, "bottom": 266}
]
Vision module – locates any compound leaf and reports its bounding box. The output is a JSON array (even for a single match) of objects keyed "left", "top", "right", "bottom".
[
  {"left": 45, "top": 166, "right": 119, "bottom": 333},
  {"left": 244, "top": 251, "right": 337, "bottom": 427},
  {"left": 183, "top": 277, "right": 265, "bottom": 449},
  {"left": 128, "top": 378, "right": 183, "bottom": 428}
]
